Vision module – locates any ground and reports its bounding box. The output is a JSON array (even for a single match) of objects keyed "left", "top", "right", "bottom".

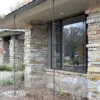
[{"left": 0, "top": 85, "right": 88, "bottom": 100}]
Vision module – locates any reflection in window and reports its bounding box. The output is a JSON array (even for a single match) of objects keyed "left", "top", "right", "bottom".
[
  {"left": 63, "top": 22, "right": 86, "bottom": 69},
  {"left": 51, "top": 19, "right": 87, "bottom": 73}
]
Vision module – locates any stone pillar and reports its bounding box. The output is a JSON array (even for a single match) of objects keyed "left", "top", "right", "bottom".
[
  {"left": 9, "top": 34, "right": 24, "bottom": 69},
  {"left": 24, "top": 29, "right": 31, "bottom": 65},
  {"left": 24, "top": 24, "right": 48, "bottom": 87},
  {"left": 86, "top": 7, "right": 100, "bottom": 99},
  {"left": 17, "top": 34, "right": 24, "bottom": 68},
  {"left": 9, "top": 36, "right": 18, "bottom": 67},
  {"left": 3, "top": 38, "right": 10, "bottom": 65},
  {"left": 0, "top": 38, "right": 4, "bottom": 65},
  {"left": 86, "top": 7, "right": 100, "bottom": 74}
]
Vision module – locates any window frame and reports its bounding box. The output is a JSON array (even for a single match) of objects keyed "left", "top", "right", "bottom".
[{"left": 51, "top": 14, "right": 88, "bottom": 73}]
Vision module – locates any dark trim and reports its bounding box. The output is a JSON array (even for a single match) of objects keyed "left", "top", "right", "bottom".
[
  {"left": 51, "top": 22, "right": 53, "bottom": 69},
  {"left": 60, "top": 20, "right": 63, "bottom": 69},
  {"left": 85, "top": 14, "right": 88, "bottom": 73},
  {"left": 48, "top": 12, "right": 85, "bottom": 23},
  {"left": 62, "top": 14, "right": 85, "bottom": 26}
]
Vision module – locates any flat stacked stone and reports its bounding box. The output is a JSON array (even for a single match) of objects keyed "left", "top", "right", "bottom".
[
  {"left": 24, "top": 24, "right": 48, "bottom": 88},
  {"left": 86, "top": 7, "right": 100, "bottom": 100},
  {"left": 0, "top": 38, "right": 4, "bottom": 65},
  {"left": 3, "top": 39, "right": 9, "bottom": 65},
  {"left": 86, "top": 7, "right": 100, "bottom": 74},
  {"left": 9, "top": 34, "right": 24, "bottom": 69}
]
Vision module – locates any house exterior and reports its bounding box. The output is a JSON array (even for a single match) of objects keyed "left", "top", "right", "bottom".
[{"left": 0, "top": 0, "right": 100, "bottom": 99}]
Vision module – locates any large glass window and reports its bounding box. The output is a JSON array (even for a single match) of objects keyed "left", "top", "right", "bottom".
[
  {"left": 62, "top": 22, "right": 87, "bottom": 72},
  {"left": 51, "top": 15, "right": 87, "bottom": 73}
]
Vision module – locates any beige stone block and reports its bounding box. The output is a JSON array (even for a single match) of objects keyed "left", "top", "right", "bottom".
[
  {"left": 88, "top": 66, "right": 100, "bottom": 73},
  {"left": 87, "top": 73, "right": 100, "bottom": 81},
  {"left": 88, "top": 38, "right": 100, "bottom": 41},
  {"left": 88, "top": 34, "right": 100, "bottom": 38},
  {"left": 88, "top": 30, "right": 97, "bottom": 35},
  {"left": 88, "top": 12, "right": 100, "bottom": 19},
  {"left": 88, "top": 39, "right": 100, "bottom": 44},
  {"left": 96, "top": 17, "right": 100, "bottom": 22},
  {"left": 86, "top": 18, "right": 96, "bottom": 24},
  {"left": 96, "top": 58, "right": 100, "bottom": 62},
  {"left": 91, "top": 6, "right": 100, "bottom": 13},
  {"left": 87, "top": 43, "right": 100, "bottom": 47}
]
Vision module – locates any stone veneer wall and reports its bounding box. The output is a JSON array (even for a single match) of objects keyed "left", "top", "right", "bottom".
[
  {"left": 24, "top": 24, "right": 48, "bottom": 87},
  {"left": 0, "top": 38, "right": 4, "bottom": 65},
  {"left": 86, "top": 7, "right": 100, "bottom": 76},
  {"left": 9, "top": 34, "right": 24, "bottom": 69},
  {"left": 24, "top": 24, "right": 88, "bottom": 99},
  {"left": 0, "top": 37, "right": 10, "bottom": 65},
  {"left": 3, "top": 38, "right": 10, "bottom": 65},
  {"left": 86, "top": 7, "right": 100, "bottom": 99}
]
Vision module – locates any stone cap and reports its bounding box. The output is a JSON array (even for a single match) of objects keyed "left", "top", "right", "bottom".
[{"left": 0, "top": 29, "right": 25, "bottom": 37}]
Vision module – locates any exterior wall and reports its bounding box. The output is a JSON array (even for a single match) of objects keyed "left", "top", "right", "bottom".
[
  {"left": 46, "top": 69, "right": 88, "bottom": 97},
  {"left": 23, "top": 23, "right": 88, "bottom": 99},
  {"left": 24, "top": 24, "right": 48, "bottom": 87}
]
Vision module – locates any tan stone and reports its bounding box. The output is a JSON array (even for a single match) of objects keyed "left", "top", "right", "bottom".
[
  {"left": 91, "top": 6, "right": 100, "bottom": 13},
  {"left": 88, "top": 23, "right": 100, "bottom": 30},
  {"left": 89, "top": 39, "right": 100, "bottom": 44},
  {"left": 88, "top": 74, "right": 100, "bottom": 81},
  {"left": 86, "top": 18, "right": 96, "bottom": 24},
  {"left": 88, "top": 30, "right": 97, "bottom": 35},
  {"left": 96, "top": 58, "right": 100, "bottom": 62},
  {"left": 87, "top": 43, "right": 100, "bottom": 47},
  {"left": 88, "top": 12, "right": 100, "bottom": 19},
  {"left": 88, "top": 66, "right": 100, "bottom": 73}
]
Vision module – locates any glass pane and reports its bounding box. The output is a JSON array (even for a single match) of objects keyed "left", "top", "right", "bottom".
[
  {"left": 63, "top": 22, "right": 86, "bottom": 71},
  {"left": 52, "top": 21, "right": 62, "bottom": 69}
]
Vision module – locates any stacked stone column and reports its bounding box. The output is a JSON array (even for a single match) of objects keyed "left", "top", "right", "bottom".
[
  {"left": 9, "top": 35, "right": 24, "bottom": 69},
  {"left": 9, "top": 36, "right": 18, "bottom": 67},
  {"left": 86, "top": 7, "right": 100, "bottom": 75},
  {"left": 24, "top": 24, "right": 48, "bottom": 87},
  {"left": 3, "top": 38, "right": 10, "bottom": 65}
]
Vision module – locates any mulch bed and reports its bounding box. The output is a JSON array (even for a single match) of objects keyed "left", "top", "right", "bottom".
[{"left": 0, "top": 85, "right": 88, "bottom": 100}]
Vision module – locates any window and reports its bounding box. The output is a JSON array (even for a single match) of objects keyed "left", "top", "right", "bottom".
[
  {"left": 51, "top": 15, "right": 87, "bottom": 73},
  {"left": 62, "top": 22, "right": 87, "bottom": 72}
]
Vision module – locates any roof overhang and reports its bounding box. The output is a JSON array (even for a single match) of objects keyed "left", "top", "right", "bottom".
[{"left": 0, "top": 0, "right": 89, "bottom": 29}]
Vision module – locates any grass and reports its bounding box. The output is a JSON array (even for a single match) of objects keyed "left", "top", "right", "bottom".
[
  {"left": 0, "top": 79, "right": 13, "bottom": 86},
  {"left": 0, "top": 64, "right": 25, "bottom": 72},
  {"left": 0, "top": 65, "right": 12, "bottom": 71}
]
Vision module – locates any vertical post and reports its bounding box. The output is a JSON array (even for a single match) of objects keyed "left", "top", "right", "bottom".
[
  {"left": 13, "top": 15, "right": 16, "bottom": 95},
  {"left": 52, "top": 0, "right": 56, "bottom": 100}
]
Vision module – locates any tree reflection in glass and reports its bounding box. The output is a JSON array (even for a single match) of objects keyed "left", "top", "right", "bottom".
[{"left": 63, "top": 22, "right": 86, "bottom": 67}]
